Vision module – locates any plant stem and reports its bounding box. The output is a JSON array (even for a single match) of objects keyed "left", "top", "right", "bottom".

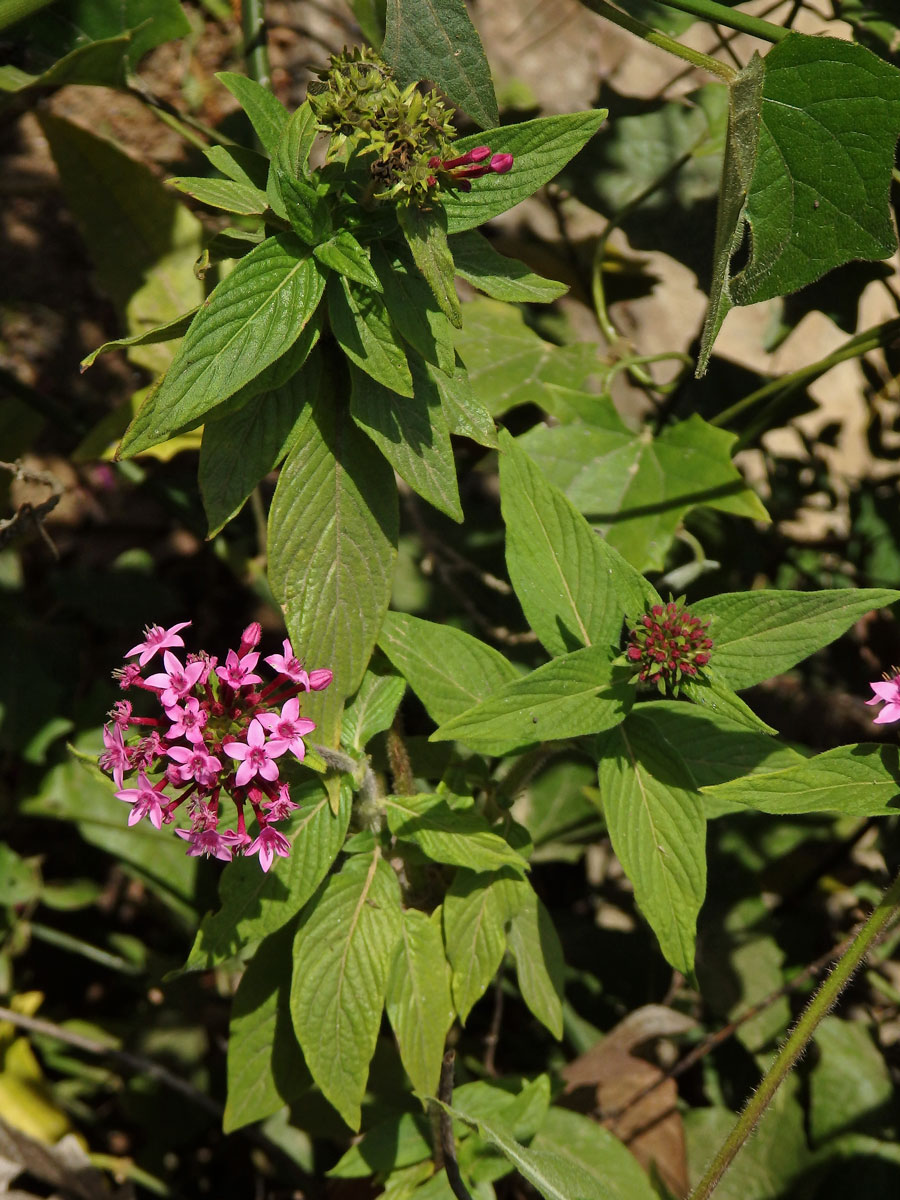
[
  {"left": 688, "top": 864, "right": 900, "bottom": 1200},
  {"left": 581, "top": 0, "right": 736, "bottom": 81},
  {"left": 637, "top": 0, "right": 789, "bottom": 43},
  {"left": 242, "top": 0, "right": 272, "bottom": 90}
]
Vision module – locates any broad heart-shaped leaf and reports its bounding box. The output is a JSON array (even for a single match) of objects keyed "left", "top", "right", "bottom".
[
  {"left": 168, "top": 175, "right": 268, "bottom": 215},
  {"left": 500, "top": 428, "right": 659, "bottom": 657},
  {"left": 398, "top": 203, "right": 462, "bottom": 328},
  {"left": 519, "top": 414, "right": 769, "bottom": 572},
  {"left": 377, "top": 611, "right": 518, "bottom": 726},
  {"left": 443, "top": 868, "right": 529, "bottom": 1022},
  {"left": 340, "top": 664, "right": 406, "bottom": 753},
  {"left": 386, "top": 908, "right": 454, "bottom": 1097},
  {"left": 506, "top": 891, "right": 564, "bottom": 1039},
  {"left": 349, "top": 362, "right": 463, "bottom": 522},
  {"left": 200, "top": 344, "right": 322, "bottom": 537},
  {"left": 385, "top": 793, "right": 529, "bottom": 873},
  {"left": 442, "top": 111, "right": 608, "bottom": 234},
  {"left": 314, "top": 230, "right": 381, "bottom": 291},
  {"left": 217, "top": 71, "right": 288, "bottom": 155},
  {"left": 383, "top": 0, "right": 498, "bottom": 130},
  {"left": 691, "top": 588, "right": 900, "bottom": 691},
  {"left": 700, "top": 35, "right": 900, "bottom": 371},
  {"left": 372, "top": 243, "right": 456, "bottom": 377},
  {"left": 327, "top": 275, "right": 414, "bottom": 397},
  {"left": 268, "top": 376, "right": 398, "bottom": 746},
  {"left": 432, "top": 646, "right": 633, "bottom": 755},
  {"left": 119, "top": 235, "right": 325, "bottom": 456},
  {"left": 185, "top": 781, "right": 351, "bottom": 970},
  {"left": 224, "top": 923, "right": 309, "bottom": 1132},
  {"left": 595, "top": 713, "right": 707, "bottom": 974},
  {"left": 291, "top": 850, "right": 403, "bottom": 1130},
  {"left": 439, "top": 1103, "right": 611, "bottom": 1200},
  {"left": 449, "top": 231, "right": 568, "bottom": 303},
  {"left": 701, "top": 742, "right": 900, "bottom": 817}
]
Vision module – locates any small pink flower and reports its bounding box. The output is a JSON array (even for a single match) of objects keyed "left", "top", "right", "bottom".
[
  {"left": 224, "top": 718, "right": 285, "bottom": 787},
  {"left": 100, "top": 723, "right": 129, "bottom": 787},
  {"left": 263, "top": 783, "right": 299, "bottom": 823},
  {"left": 145, "top": 651, "right": 206, "bottom": 709},
  {"left": 308, "top": 668, "right": 333, "bottom": 691},
  {"left": 245, "top": 825, "right": 291, "bottom": 873},
  {"left": 167, "top": 745, "right": 222, "bottom": 786},
  {"left": 216, "top": 649, "right": 262, "bottom": 690},
  {"left": 115, "top": 771, "right": 166, "bottom": 830},
  {"left": 867, "top": 676, "right": 900, "bottom": 724},
  {"left": 264, "top": 639, "right": 305, "bottom": 681},
  {"left": 126, "top": 621, "right": 191, "bottom": 668},
  {"left": 175, "top": 828, "right": 236, "bottom": 861},
  {"left": 165, "top": 696, "right": 208, "bottom": 744},
  {"left": 257, "top": 696, "right": 315, "bottom": 760}
]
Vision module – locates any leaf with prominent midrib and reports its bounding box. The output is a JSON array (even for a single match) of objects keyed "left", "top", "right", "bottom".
[
  {"left": 217, "top": 71, "right": 288, "bottom": 155},
  {"left": 291, "top": 851, "right": 402, "bottom": 1130},
  {"left": 506, "top": 890, "right": 565, "bottom": 1039},
  {"left": 385, "top": 793, "right": 528, "bottom": 873},
  {"left": 450, "top": 230, "right": 568, "bottom": 303},
  {"left": 443, "top": 869, "right": 528, "bottom": 1022},
  {"left": 328, "top": 275, "right": 414, "bottom": 397},
  {"left": 386, "top": 908, "right": 454, "bottom": 1097}
]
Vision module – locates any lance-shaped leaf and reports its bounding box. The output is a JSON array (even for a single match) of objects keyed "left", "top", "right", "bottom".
[
  {"left": 378, "top": 611, "right": 517, "bottom": 725},
  {"left": 385, "top": 793, "right": 528, "bottom": 873},
  {"left": 349, "top": 362, "right": 462, "bottom": 522},
  {"left": 328, "top": 275, "right": 414, "bottom": 397},
  {"left": 276, "top": 168, "right": 332, "bottom": 245},
  {"left": 119, "top": 234, "right": 325, "bottom": 455},
  {"left": 442, "top": 111, "right": 608, "bottom": 234},
  {"left": 373, "top": 244, "right": 456, "bottom": 377},
  {"left": 691, "top": 588, "right": 900, "bottom": 691},
  {"left": 341, "top": 665, "right": 406, "bottom": 753},
  {"left": 168, "top": 175, "right": 268, "bottom": 215},
  {"left": 450, "top": 230, "right": 568, "bottom": 303},
  {"left": 500, "top": 429, "right": 660, "bottom": 656},
  {"left": 433, "top": 353, "right": 497, "bottom": 447},
  {"left": 314, "top": 230, "right": 381, "bottom": 291},
  {"left": 398, "top": 203, "right": 461, "bottom": 327},
  {"left": 506, "top": 890, "right": 564, "bottom": 1039},
  {"left": 81, "top": 308, "right": 198, "bottom": 370},
  {"left": 443, "top": 869, "right": 529, "bottom": 1022},
  {"left": 701, "top": 742, "right": 900, "bottom": 817},
  {"left": 268, "top": 376, "right": 398, "bottom": 745},
  {"left": 596, "top": 714, "right": 707, "bottom": 974},
  {"left": 218, "top": 71, "right": 288, "bottom": 155},
  {"left": 204, "top": 144, "right": 270, "bottom": 189},
  {"left": 386, "top": 908, "right": 454, "bottom": 1097},
  {"left": 291, "top": 851, "right": 403, "bottom": 1130},
  {"left": 383, "top": 0, "right": 498, "bottom": 130},
  {"left": 432, "top": 646, "right": 633, "bottom": 755}
]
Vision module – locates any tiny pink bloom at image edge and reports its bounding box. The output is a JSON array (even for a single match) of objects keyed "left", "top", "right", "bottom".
[{"left": 867, "top": 676, "right": 900, "bottom": 724}]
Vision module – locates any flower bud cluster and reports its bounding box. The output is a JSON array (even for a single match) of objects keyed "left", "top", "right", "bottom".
[
  {"left": 427, "top": 146, "right": 514, "bottom": 192},
  {"left": 625, "top": 600, "right": 713, "bottom": 692},
  {"left": 99, "top": 621, "right": 332, "bottom": 871}
]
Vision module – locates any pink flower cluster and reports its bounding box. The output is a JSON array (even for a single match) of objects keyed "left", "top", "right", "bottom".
[
  {"left": 99, "top": 621, "right": 332, "bottom": 871},
  {"left": 427, "top": 145, "right": 514, "bottom": 191},
  {"left": 867, "top": 674, "right": 900, "bottom": 724}
]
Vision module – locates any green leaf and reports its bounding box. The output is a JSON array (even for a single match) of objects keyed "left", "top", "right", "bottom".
[
  {"left": 701, "top": 742, "right": 900, "bottom": 817},
  {"left": 382, "top": 0, "right": 498, "bottom": 130},
  {"left": 439, "top": 1103, "right": 612, "bottom": 1200},
  {"left": 349, "top": 362, "right": 462, "bottom": 522},
  {"left": 432, "top": 354, "right": 497, "bottom": 447},
  {"left": 329, "top": 1112, "right": 432, "bottom": 1178},
  {"left": 276, "top": 168, "right": 332, "bottom": 245},
  {"left": 268, "top": 378, "right": 398, "bottom": 745},
  {"left": 168, "top": 175, "right": 268, "bottom": 214},
  {"left": 314, "top": 230, "right": 382, "bottom": 290},
  {"left": 531, "top": 1108, "right": 658, "bottom": 1200},
  {"left": 186, "top": 782, "right": 351, "bottom": 969},
  {"left": 500, "top": 428, "right": 659, "bottom": 657},
  {"left": 80, "top": 308, "right": 198, "bottom": 370},
  {"left": 386, "top": 909, "right": 454, "bottom": 1097},
  {"left": 373, "top": 244, "right": 456, "bottom": 377},
  {"left": 291, "top": 851, "right": 403, "bottom": 1130},
  {"left": 377, "top": 611, "right": 518, "bottom": 726},
  {"left": 681, "top": 667, "right": 777, "bottom": 736},
  {"left": 203, "top": 144, "right": 270, "bottom": 189},
  {"left": 520, "top": 413, "right": 769, "bottom": 572},
  {"left": 217, "top": 71, "right": 289, "bottom": 155},
  {"left": 341, "top": 665, "right": 406, "bottom": 753},
  {"left": 809, "top": 1016, "right": 895, "bottom": 1145},
  {"left": 442, "top": 111, "right": 608, "bottom": 234},
  {"left": 224, "top": 924, "right": 309, "bottom": 1132},
  {"left": 328, "top": 275, "right": 414, "bottom": 397},
  {"left": 691, "top": 588, "right": 900, "bottom": 691},
  {"left": 213, "top": 310, "right": 322, "bottom": 415},
  {"left": 119, "top": 234, "right": 325, "bottom": 455},
  {"left": 443, "top": 869, "right": 528, "bottom": 1022},
  {"left": 595, "top": 714, "right": 707, "bottom": 973},
  {"left": 398, "top": 203, "right": 461, "bottom": 328},
  {"left": 385, "top": 793, "right": 529, "bottom": 873},
  {"left": 449, "top": 231, "right": 567, "bottom": 303},
  {"left": 267, "top": 101, "right": 320, "bottom": 218},
  {"left": 199, "top": 349, "right": 321, "bottom": 537},
  {"left": 506, "top": 891, "right": 564, "bottom": 1039}
]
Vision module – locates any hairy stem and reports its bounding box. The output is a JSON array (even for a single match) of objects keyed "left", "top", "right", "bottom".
[
  {"left": 642, "top": 0, "right": 789, "bottom": 44},
  {"left": 688, "top": 864, "right": 900, "bottom": 1200},
  {"left": 581, "top": 0, "right": 736, "bottom": 81}
]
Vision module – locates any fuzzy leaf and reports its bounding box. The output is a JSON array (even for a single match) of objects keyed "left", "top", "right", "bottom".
[
  {"left": 386, "top": 909, "right": 454, "bottom": 1097},
  {"left": 341, "top": 666, "right": 406, "bottom": 753},
  {"left": 399, "top": 203, "right": 462, "bottom": 327},
  {"left": 314, "top": 230, "right": 381, "bottom": 290},
  {"left": 450, "top": 230, "right": 567, "bottom": 302},
  {"left": 372, "top": 243, "right": 456, "bottom": 376},
  {"left": 328, "top": 275, "right": 414, "bottom": 397}
]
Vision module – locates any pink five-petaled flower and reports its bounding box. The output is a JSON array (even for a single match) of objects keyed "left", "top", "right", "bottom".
[
  {"left": 126, "top": 621, "right": 191, "bottom": 668},
  {"left": 224, "top": 718, "right": 285, "bottom": 787},
  {"left": 256, "top": 696, "right": 315, "bottom": 760},
  {"left": 167, "top": 744, "right": 222, "bottom": 787},
  {"left": 264, "top": 639, "right": 333, "bottom": 691},
  {"left": 115, "top": 770, "right": 166, "bottom": 830},
  {"left": 245, "top": 825, "right": 291, "bottom": 873},
  {"left": 100, "top": 722, "right": 129, "bottom": 788},
  {"left": 867, "top": 676, "right": 900, "bottom": 724},
  {"left": 263, "top": 783, "right": 299, "bottom": 823},
  {"left": 215, "top": 649, "right": 263, "bottom": 690},
  {"left": 175, "top": 827, "right": 237, "bottom": 862},
  {"left": 145, "top": 650, "right": 206, "bottom": 709},
  {"left": 165, "top": 696, "right": 208, "bottom": 744}
]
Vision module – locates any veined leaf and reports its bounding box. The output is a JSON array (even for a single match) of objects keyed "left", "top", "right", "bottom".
[
  {"left": 398, "top": 203, "right": 462, "bottom": 327},
  {"left": 432, "top": 354, "right": 497, "bottom": 447},
  {"left": 80, "top": 308, "right": 198, "bottom": 370},
  {"left": 267, "top": 101, "right": 320, "bottom": 218},
  {"left": 385, "top": 793, "right": 528, "bottom": 873},
  {"left": 531, "top": 1108, "right": 658, "bottom": 1200},
  {"left": 203, "top": 143, "right": 270, "bottom": 189},
  {"left": 373, "top": 244, "right": 456, "bottom": 377},
  {"left": 291, "top": 851, "right": 403, "bottom": 1130},
  {"left": 506, "top": 890, "right": 564, "bottom": 1039},
  {"left": 341, "top": 666, "right": 406, "bottom": 753},
  {"left": 168, "top": 175, "right": 268, "bottom": 214},
  {"left": 386, "top": 908, "right": 454, "bottom": 1097},
  {"left": 314, "top": 230, "right": 382, "bottom": 290},
  {"left": 443, "top": 869, "right": 529, "bottom": 1022},
  {"left": 450, "top": 230, "right": 568, "bottom": 303},
  {"left": 329, "top": 1111, "right": 433, "bottom": 1178},
  {"left": 218, "top": 71, "right": 288, "bottom": 155},
  {"left": 328, "top": 274, "right": 414, "bottom": 397}
]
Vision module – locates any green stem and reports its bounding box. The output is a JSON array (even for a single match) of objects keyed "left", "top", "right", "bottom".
[
  {"left": 631, "top": 0, "right": 788, "bottom": 43},
  {"left": 581, "top": 0, "right": 736, "bottom": 81},
  {"left": 29, "top": 921, "right": 143, "bottom": 975},
  {"left": 688, "top": 864, "right": 900, "bottom": 1200},
  {"left": 242, "top": 0, "right": 272, "bottom": 90}
]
